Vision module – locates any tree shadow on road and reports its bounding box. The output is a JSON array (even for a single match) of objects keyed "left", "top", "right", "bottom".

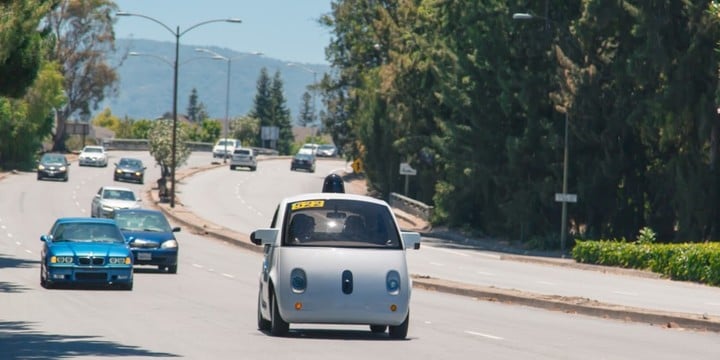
[{"left": 0, "top": 320, "right": 180, "bottom": 359}]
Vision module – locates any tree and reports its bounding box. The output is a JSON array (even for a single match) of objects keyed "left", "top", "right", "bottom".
[
  {"left": 250, "top": 67, "right": 273, "bottom": 147},
  {"left": 91, "top": 107, "right": 120, "bottom": 132},
  {"left": 270, "top": 70, "right": 293, "bottom": 154},
  {"left": 0, "top": 0, "right": 56, "bottom": 98},
  {"left": 0, "top": 61, "right": 65, "bottom": 169},
  {"left": 186, "top": 87, "right": 209, "bottom": 122},
  {"left": 298, "top": 91, "right": 314, "bottom": 127},
  {"left": 45, "top": 0, "right": 120, "bottom": 152},
  {"left": 147, "top": 118, "right": 191, "bottom": 182},
  {"left": 230, "top": 115, "right": 260, "bottom": 147}
]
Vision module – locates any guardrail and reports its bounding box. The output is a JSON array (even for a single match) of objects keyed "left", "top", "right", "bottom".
[
  {"left": 389, "top": 192, "right": 433, "bottom": 222},
  {"left": 101, "top": 138, "right": 278, "bottom": 155}
]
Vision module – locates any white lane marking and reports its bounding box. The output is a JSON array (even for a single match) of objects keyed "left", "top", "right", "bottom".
[
  {"left": 424, "top": 321, "right": 432, "bottom": 324},
  {"left": 192, "top": 263, "right": 204, "bottom": 269},
  {"left": 7, "top": 233, "right": 12, "bottom": 238},
  {"left": 705, "top": 302, "right": 720, "bottom": 306},
  {"left": 536, "top": 281, "right": 556, "bottom": 286},
  {"left": 613, "top": 290, "right": 639, "bottom": 296},
  {"left": 465, "top": 331, "right": 504, "bottom": 340},
  {"left": 422, "top": 246, "right": 470, "bottom": 257},
  {"left": 24, "top": 249, "right": 32, "bottom": 254},
  {"left": 222, "top": 273, "right": 235, "bottom": 279},
  {"left": 476, "top": 271, "right": 495, "bottom": 276},
  {"left": 15, "top": 241, "right": 21, "bottom": 246},
  {"left": 429, "top": 262, "right": 444, "bottom": 267}
]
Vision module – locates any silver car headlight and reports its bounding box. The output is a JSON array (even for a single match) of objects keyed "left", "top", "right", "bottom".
[
  {"left": 38, "top": 165, "right": 46, "bottom": 170},
  {"left": 59, "top": 166, "right": 66, "bottom": 171},
  {"left": 290, "top": 268, "right": 307, "bottom": 293},
  {"left": 161, "top": 239, "right": 178, "bottom": 249},
  {"left": 101, "top": 205, "right": 114, "bottom": 211},
  {"left": 386, "top": 270, "right": 401, "bottom": 294},
  {"left": 109, "top": 256, "right": 131, "bottom": 265}
]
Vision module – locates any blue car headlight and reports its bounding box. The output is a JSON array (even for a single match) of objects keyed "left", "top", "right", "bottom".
[
  {"left": 109, "top": 256, "right": 132, "bottom": 265},
  {"left": 51, "top": 256, "right": 73, "bottom": 264},
  {"left": 290, "top": 268, "right": 307, "bottom": 293},
  {"left": 161, "top": 239, "right": 178, "bottom": 249},
  {"left": 386, "top": 270, "right": 401, "bottom": 294}
]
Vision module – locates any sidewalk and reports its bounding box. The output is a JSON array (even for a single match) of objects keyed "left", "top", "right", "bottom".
[{"left": 144, "top": 162, "right": 720, "bottom": 333}]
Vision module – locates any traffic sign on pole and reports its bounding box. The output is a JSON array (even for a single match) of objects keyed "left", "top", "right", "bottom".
[{"left": 554, "top": 193, "right": 577, "bottom": 203}]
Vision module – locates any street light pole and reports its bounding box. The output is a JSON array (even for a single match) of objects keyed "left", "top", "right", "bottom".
[
  {"left": 513, "top": 11, "right": 573, "bottom": 254},
  {"left": 195, "top": 49, "right": 263, "bottom": 163},
  {"left": 287, "top": 63, "right": 319, "bottom": 132},
  {"left": 116, "top": 12, "right": 241, "bottom": 208}
]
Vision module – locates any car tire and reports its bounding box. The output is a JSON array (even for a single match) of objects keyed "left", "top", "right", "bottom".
[
  {"left": 258, "top": 291, "right": 271, "bottom": 331},
  {"left": 251, "top": 167, "right": 257, "bottom": 171},
  {"left": 63, "top": 176, "right": 68, "bottom": 182},
  {"left": 40, "top": 265, "right": 52, "bottom": 289},
  {"left": 270, "top": 291, "right": 289, "bottom": 336},
  {"left": 119, "top": 281, "right": 133, "bottom": 291},
  {"left": 388, "top": 312, "right": 409, "bottom": 339},
  {"left": 167, "top": 265, "right": 178, "bottom": 274},
  {"left": 370, "top": 325, "right": 387, "bottom": 333},
  {"left": 230, "top": 166, "right": 235, "bottom": 170},
  {"left": 37, "top": 175, "right": 42, "bottom": 181}
]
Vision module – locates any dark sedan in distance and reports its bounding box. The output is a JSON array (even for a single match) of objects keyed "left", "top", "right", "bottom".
[
  {"left": 114, "top": 209, "right": 180, "bottom": 273},
  {"left": 37, "top": 153, "right": 70, "bottom": 181},
  {"left": 114, "top": 157, "right": 146, "bottom": 184},
  {"left": 291, "top": 153, "right": 316, "bottom": 173}
]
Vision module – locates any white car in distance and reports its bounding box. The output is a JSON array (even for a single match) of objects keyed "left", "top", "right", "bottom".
[
  {"left": 90, "top": 186, "right": 141, "bottom": 218},
  {"left": 78, "top": 145, "right": 108, "bottom": 167},
  {"left": 251, "top": 192, "right": 421, "bottom": 338}
]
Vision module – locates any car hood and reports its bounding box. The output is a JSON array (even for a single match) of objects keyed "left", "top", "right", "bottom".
[
  {"left": 121, "top": 230, "right": 175, "bottom": 244},
  {"left": 49, "top": 242, "right": 130, "bottom": 257},
  {"left": 101, "top": 199, "right": 140, "bottom": 209}
]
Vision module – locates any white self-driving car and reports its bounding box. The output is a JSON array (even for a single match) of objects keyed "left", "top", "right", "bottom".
[{"left": 251, "top": 192, "right": 421, "bottom": 338}]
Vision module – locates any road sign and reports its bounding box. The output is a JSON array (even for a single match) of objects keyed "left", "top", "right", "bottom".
[
  {"left": 399, "top": 162, "right": 417, "bottom": 176},
  {"left": 555, "top": 193, "right": 578, "bottom": 203}
]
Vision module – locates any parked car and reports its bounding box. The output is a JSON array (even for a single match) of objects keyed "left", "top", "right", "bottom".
[
  {"left": 212, "top": 138, "right": 242, "bottom": 159},
  {"left": 114, "top": 209, "right": 180, "bottom": 273},
  {"left": 230, "top": 148, "right": 257, "bottom": 171},
  {"left": 290, "top": 153, "right": 316, "bottom": 173},
  {"left": 114, "top": 157, "right": 146, "bottom": 184},
  {"left": 251, "top": 193, "right": 421, "bottom": 338},
  {"left": 37, "top": 153, "right": 70, "bottom": 181},
  {"left": 90, "top": 186, "right": 141, "bottom": 218},
  {"left": 78, "top": 145, "right": 108, "bottom": 167},
  {"left": 297, "top": 143, "right": 319, "bottom": 156},
  {"left": 40, "top": 217, "right": 133, "bottom": 290},
  {"left": 316, "top": 144, "right": 338, "bottom": 157}
]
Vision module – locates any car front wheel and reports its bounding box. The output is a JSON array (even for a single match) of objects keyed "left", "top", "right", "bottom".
[
  {"left": 388, "top": 312, "right": 409, "bottom": 339},
  {"left": 270, "top": 291, "right": 289, "bottom": 336},
  {"left": 258, "top": 291, "right": 271, "bottom": 331}
]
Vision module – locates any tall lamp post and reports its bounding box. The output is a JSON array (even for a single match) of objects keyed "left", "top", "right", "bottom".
[
  {"left": 513, "top": 11, "right": 574, "bottom": 255},
  {"left": 287, "top": 63, "right": 319, "bottom": 132},
  {"left": 116, "top": 12, "right": 241, "bottom": 208},
  {"left": 195, "top": 48, "right": 263, "bottom": 163}
]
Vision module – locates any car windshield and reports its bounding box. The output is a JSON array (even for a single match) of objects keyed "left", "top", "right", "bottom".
[
  {"left": 283, "top": 199, "right": 401, "bottom": 249},
  {"left": 104, "top": 189, "right": 136, "bottom": 201},
  {"left": 120, "top": 159, "right": 142, "bottom": 167},
  {"left": 295, "top": 154, "right": 312, "bottom": 160},
  {"left": 318, "top": 145, "right": 334, "bottom": 150},
  {"left": 52, "top": 223, "right": 124, "bottom": 243},
  {"left": 84, "top": 147, "right": 102, "bottom": 153},
  {"left": 217, "top": 140, "right": 236, "bottom": 146},
  {"left": 42, "top": 155, "right": 65, "bottom": 163},
  {"left": 115, "top": 212, "right": 172, "bottom": 232},
  {"left": 234, "top": 149, "right": 251, "bottom": 155}
]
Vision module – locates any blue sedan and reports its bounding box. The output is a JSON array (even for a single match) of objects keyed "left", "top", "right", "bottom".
[
  {"left": 40, "top": 218, "right": 134, "bottom": 290},
  {"left": 114, "top": 209, "right": 180, "bottom": 273}
]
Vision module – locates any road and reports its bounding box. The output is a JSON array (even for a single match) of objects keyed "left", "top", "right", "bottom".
[{"left": 0, "top": 151, "right": 718, "bottom": 359}]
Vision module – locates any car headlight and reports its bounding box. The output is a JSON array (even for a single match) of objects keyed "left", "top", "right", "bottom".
[
  {"left": 386, "top": 270, "right": 401, "bottom": 294},
  {"left": 101, "top": 205, "right": 114, "bottom": 211},
  {"left": 290, "top": 268, "right": 307, "bottom": 293},
  {"left": 135, "top": 171, "right": 142, "bottom": 176},
  {"left": 59, "top": 166, "right": 66, "bottom": 171},
  {"left": 109, "top": 256, "right": 132, "bottom": 265},
  {"left": 38, "top": 165, "right": 46, "bottom": 170},
  {"left": 51, "top": 256, "right": 74, "bottom": 264},
  {"left": 116, "top": 169, "right": 122, "bottom": 174},
  {"left": 161, "top": 239, "right": 178, "bottom": 249}
]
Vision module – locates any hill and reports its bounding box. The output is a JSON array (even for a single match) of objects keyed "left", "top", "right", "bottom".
[{"left": 100, "top": 39, "right": 330, "bottom": 124}]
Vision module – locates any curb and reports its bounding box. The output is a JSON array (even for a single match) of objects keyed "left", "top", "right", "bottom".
[{"left": 146, "top": 159, "right": 720, "bottom": 334}]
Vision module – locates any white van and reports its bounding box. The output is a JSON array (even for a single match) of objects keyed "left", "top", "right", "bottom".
[{"left": 212, "top": 138, "right": 242, "bottom": 159}]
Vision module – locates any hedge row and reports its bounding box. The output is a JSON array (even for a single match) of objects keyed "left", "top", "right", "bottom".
[{"left": 572, "top": 240, "right": 720, "bottom": 286}]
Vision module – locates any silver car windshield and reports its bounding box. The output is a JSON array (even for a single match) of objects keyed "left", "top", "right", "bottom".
[{"left": 283, "top": 199, "right": 401, "bottom": 249}]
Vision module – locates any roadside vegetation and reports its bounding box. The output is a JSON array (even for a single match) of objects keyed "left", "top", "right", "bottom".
[{"left": 5, "top": 1, "right": 720, "bottom": 256}]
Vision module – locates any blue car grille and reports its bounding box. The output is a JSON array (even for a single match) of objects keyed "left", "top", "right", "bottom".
[{"left": 78, "top": 257, "right": 104, "bottom": 266}]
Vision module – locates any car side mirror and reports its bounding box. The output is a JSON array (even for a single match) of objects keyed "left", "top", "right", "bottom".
[
  {"left": 172, "top": 227, "right": 181, "bottom": 233},
  {"left": 250, "top": 228, "right": 278, "bottom": 246},
  {"left": 126, "top": 236, "right": 136, "bottom": 244},
  {"left": 40, "top": 234, "right": 50, "bottom": 242}
]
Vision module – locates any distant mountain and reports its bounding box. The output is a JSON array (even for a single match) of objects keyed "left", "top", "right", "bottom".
[{"left": 100, "top": 39, "right": 330, "bottom": 123}]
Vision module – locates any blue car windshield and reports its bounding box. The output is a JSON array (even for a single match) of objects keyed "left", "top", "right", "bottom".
[{"left": 53, "top": 223, "right": 124, "bottom": 243}]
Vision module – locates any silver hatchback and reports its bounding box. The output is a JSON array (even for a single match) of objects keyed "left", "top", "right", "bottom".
[{"left": 230, "top": 148, "right": 257, "bottom": 171}]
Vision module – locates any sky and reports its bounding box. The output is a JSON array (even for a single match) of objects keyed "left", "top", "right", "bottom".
[{"left": 113, "top": 0, "right": 333, "bottom": 65}]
